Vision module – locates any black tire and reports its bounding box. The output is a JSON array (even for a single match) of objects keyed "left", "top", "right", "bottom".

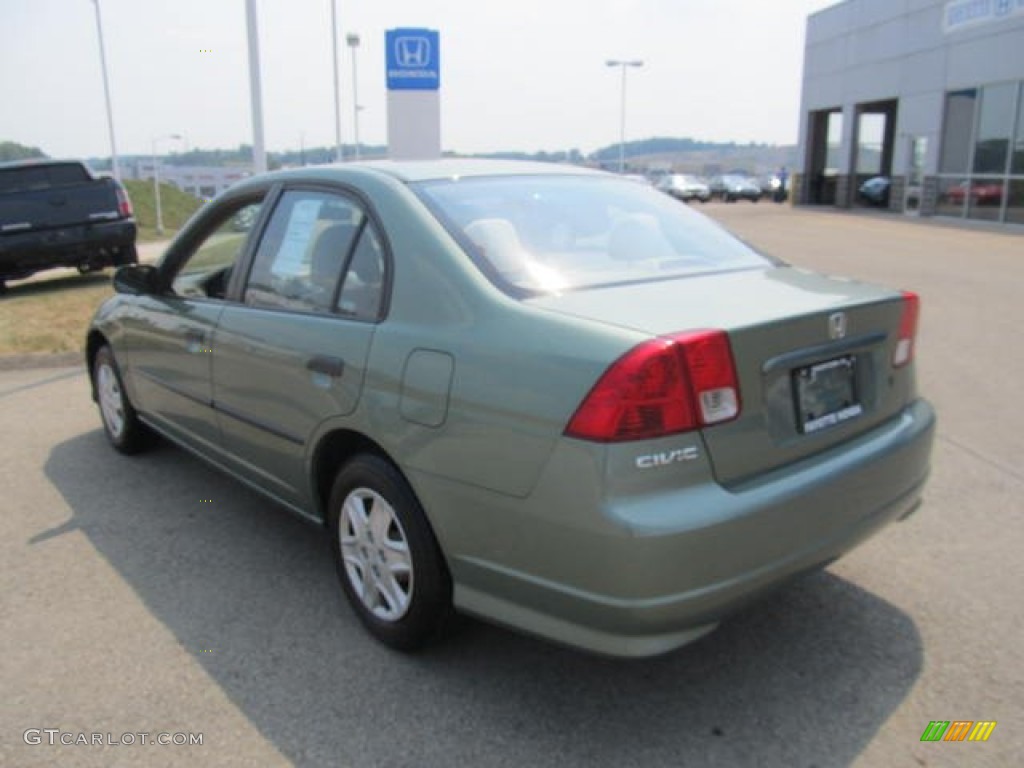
[
  {"left": 328, "top": 454, "right": 453, "bottom": 651},
  {"left": 92, "top": 345, "right": 151, "bottom": 454}
]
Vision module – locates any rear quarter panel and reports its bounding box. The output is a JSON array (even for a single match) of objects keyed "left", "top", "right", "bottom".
[{"left": 306, "top": 172, "right": 644, "bottom": 510}]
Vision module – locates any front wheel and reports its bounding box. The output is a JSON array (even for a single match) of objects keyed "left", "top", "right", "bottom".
[
  {"left": 93, "top": 345, "right": 151, "bottom": 454},
  {"left": 328, "top": 455, "right": 453, "bottom": 651}
]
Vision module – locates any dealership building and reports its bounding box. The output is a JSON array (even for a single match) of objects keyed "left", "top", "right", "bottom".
[{"left": 795, "top": 0, "right": 1024, "bottom": 226}]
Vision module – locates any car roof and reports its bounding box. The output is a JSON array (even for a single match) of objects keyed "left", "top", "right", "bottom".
[
  {"left": 222, "top": 158, "right": 618, "bottom": 200},
  {"left": 356, "top": 158, "right": 608, "bottom": 183},
  {"left": 247, "top": 158, "right": 609, "bottom": 188}
]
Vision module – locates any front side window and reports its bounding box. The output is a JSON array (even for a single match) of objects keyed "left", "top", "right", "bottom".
[
  {"left": 415, "top": 175, "right": 771, "bottom": 295},
  {"left": 244, "top": 189, "right": 385, "bottom": 319},
  {"left": 171, "top": 199, "right": 265, "bottom": 299}
]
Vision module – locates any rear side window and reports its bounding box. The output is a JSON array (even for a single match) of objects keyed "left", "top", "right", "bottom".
[
  {"left": 337, "top": 225, "right": 385, "bottom": 320},
  {"left": 244, "top": 189, "right": 385, "bottom": 319},
  {"left": 414, "top": 175, "right": 772, "bottom": 295},
  {"left": 0, "top": 163, "right": 92, "bottom": 194}
]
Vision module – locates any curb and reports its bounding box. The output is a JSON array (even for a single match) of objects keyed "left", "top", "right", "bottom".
[{"left": 0, "top": 352, "right": 84, "bottom": 371}]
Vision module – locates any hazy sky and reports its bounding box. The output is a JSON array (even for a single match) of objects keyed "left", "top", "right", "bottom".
[{"left": 2, "top": 0, "right": 838, "bottom": 159}]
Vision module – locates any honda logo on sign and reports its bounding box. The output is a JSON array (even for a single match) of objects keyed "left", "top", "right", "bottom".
[
  {"left": 395, "top": 36, "right": 430, "bottom": 68},
  {"left": 828, "top": 312, "right": 848, "bottom": 340},
  {"left": 386, "top": 28, "right": 440, "bottom": 91}
]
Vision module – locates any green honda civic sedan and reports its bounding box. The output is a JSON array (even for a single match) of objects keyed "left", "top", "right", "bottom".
[{"left": 87, "top": 159, "right": 935, "bottom": 657}]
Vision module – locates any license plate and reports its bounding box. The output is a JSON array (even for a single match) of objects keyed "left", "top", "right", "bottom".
[{"left": 792, "top": 355, "right": 862, "bottom": 434}]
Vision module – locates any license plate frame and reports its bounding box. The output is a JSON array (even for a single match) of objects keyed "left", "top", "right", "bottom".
[{"left": 792, "top": 355, "right": 863, "bottom": 434}]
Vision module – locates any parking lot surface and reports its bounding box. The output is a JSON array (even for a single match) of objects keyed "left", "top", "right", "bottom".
[{"left": 2, "top": 204, "right": 1021, "bottom": 767}]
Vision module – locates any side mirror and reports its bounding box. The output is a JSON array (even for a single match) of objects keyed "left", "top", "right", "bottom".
[{"left": 113, "top": 264, "right": 159, "bottom": 295}]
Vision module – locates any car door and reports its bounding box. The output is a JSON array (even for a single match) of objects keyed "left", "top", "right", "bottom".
[
  {"left": 124, "top": 195, "right": 268, "bottom": 453},
  {"left": 211, "top": 187, "right": 387, "bottom": 508}
]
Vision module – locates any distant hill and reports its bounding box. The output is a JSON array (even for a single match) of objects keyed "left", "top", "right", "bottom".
[
  {"left": 464, "top": 137, "right": 796, "bottom": 176},
  {"left": 76, "top": 135, "right": 796, "bottom": 180}
]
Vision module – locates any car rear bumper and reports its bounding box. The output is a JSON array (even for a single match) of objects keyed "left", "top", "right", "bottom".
[
  {"left": 425, "top": 398, "right": 935, "bottom": 657},
  {"left": 0, "top": 219, "right": 136, "bottom": 279}
]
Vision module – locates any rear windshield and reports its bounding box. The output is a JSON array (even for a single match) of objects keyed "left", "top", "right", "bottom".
[
  {"left": 0, "top": 163, "right": 92, "bottom": 194},
  {"left": 414, "top": 175, "right": 772, "bottom": 295}
]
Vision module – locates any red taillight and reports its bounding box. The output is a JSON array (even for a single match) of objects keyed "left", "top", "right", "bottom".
[
  {"left": 892, "top": 291, "right": 919, "bottom": 368},
  {"left": 565, "top": 330, "right": 740, "bottom": 442},
  {"left": 115, "top": 184, "right": 133, "bottom": 218}
]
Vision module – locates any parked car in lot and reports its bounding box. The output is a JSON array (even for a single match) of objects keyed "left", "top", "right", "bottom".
[
  {"left": 945, "top": 180, "right": 1003, "bottom": 206},
  {"left": 709, "top": 174, "right": 763, "bottom": 202},
  {"left": 858, "top": 176, "right": 892, "bottom": 207},
  {"left": 656, "top": 173, "right": 711, "bottom": 203},
  {"left": 0, "top": 159, "right": 137, "bottom": 292},
  {"left": 88, "top": 159, "right": 935, "bottom": 657}
]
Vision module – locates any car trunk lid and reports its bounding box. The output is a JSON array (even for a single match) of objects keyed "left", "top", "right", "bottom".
[{"left": 528, "top": 266, "right": 917, "bottom": 484}]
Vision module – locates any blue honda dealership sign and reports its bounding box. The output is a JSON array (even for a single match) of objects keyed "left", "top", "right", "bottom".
[{"left": 386, "top": 28, "right": 440, "bottom": 90}]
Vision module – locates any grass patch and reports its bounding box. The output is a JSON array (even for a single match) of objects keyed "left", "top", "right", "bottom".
[
  {"left": 123, "top": 179, "right": 204, "bottom": 242},
  {"left": 0, "top": 180, "right": 201, "bottom": 358},
  {"left": 0, "top": 273, "right": 113, "bottom": 356}
]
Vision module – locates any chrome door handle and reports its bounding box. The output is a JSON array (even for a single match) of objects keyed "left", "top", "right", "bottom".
[
  {"left": 185, "top": 330, "right": 207, "bottom": 354},
  {"left": 307, "top": 355, "right": 345, "bottom": 378}
]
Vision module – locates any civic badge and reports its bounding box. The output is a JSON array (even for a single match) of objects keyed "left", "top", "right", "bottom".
[{"left": 828, "top": 312, "right": 847, "bottom": 340}]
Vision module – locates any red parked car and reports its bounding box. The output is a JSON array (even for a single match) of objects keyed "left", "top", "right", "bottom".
[{"left": 946, "top": 181, "right": 1003, "bottom": 206}]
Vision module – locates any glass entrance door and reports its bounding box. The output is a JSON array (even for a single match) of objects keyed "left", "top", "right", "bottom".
[{"left": 904, "top": 136, "right": 927, "bottom": 215}]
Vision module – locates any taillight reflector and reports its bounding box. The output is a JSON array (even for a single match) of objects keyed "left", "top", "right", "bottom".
[
  {"left": 892, "top": 291, "right": 919, "bottom": 368},
  {"left": 565, "top": 330, "right": 740, "bottom": 442},
  {"left": 115, "top": 184, "right": 133, "bottom": 218}
]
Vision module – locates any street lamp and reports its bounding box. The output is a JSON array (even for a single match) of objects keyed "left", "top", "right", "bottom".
[
  {"left": 245, "top": 0, "right": 267, "bottom": 173},
  {"left": 346, "top": 32, "right": 361, "bottom": 160},
  {"left": 89, "top": 0, "right": 120, "bottom": 180},
  {"left": 330, "top": 0, "right": 343, "bottom": 162},
  {"left": 152, "top": 134, "right": 182, "bottom": 236},
  {"left": 605, "top": 59, "right": 644, "bottom": 173}
]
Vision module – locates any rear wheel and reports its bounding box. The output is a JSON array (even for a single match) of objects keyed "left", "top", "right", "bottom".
[
  {"left": 93, "top": 345, "right": 150, "bottom": 454},
  {"left": 115, "top": 244, "right": 139, "bottom": 266},
  {"left": 328, "top": 455, "right": 452, "bottom": 651}
]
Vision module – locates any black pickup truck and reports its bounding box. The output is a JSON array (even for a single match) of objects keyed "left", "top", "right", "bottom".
[{"left": 0, "top": 159, "right": 137, "bottom": 292}]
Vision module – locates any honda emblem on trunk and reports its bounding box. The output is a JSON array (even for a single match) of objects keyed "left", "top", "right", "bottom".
[{"left": 828, "top": 312, "right": 848, "bottom": 340}]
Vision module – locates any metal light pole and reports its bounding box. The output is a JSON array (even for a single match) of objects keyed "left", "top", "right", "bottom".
[
  {"left": 330, "top": 0, "right": 344, "bottom": 162},
  {"left": 346, "top": 33, "right": 361, "bottom": 160},
  {"left": 90, "top": 0, "right": 120, "bottom": 180},
  {"left": 605, "top": 59, "right": 643, "bottom": 173},
  {"left": 152, "top": 134, "right": 182, "bottom": 236},
  {"left": 245, "top": 0, "right": 267, "bottom": 173}
]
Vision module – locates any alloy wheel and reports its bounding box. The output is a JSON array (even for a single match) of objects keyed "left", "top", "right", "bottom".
[{"left": 338, "top": 488, "right": 414, "bottom": 622}]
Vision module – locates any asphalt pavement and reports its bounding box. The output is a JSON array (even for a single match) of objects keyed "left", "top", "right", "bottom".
[{"left": 2, "top": 204, "right": 1021, "bottom": 767}]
